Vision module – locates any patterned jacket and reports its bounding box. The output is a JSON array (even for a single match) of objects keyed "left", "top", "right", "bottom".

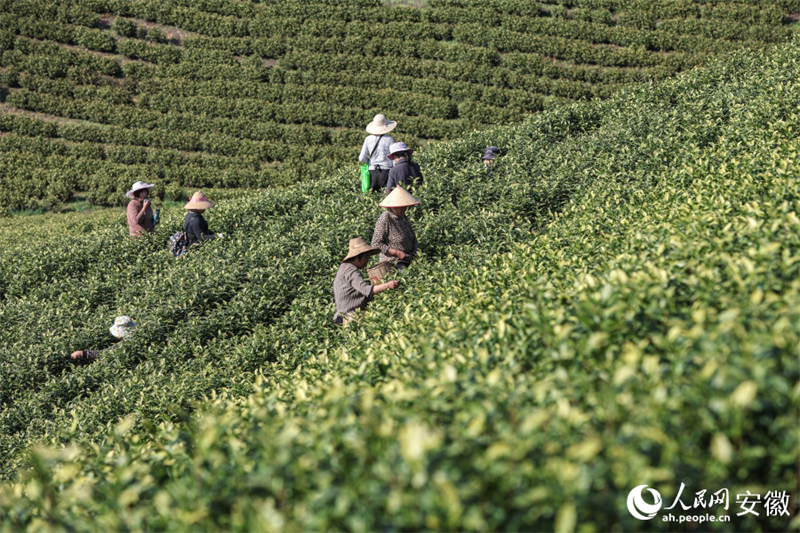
[{"left": 372, "top": 210, "right": 418, "bottom": 266}]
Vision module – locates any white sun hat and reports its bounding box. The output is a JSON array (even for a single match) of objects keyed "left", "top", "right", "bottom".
[
  {"left": 109, "top": 316, "right": 136, "bottom": 339},
  {"left": 125, "top": 181, "right": 155, "bottom": 199},
  {"left": 388, "top": 141, "right": 414, "bottom": 158},
  {"left": 366, "top": 114, "right": 397, "bottom": 135}
]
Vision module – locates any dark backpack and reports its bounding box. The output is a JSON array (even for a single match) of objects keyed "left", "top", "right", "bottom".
[{"left": 168, "top": 231, "right": 187, "bottom": 257}]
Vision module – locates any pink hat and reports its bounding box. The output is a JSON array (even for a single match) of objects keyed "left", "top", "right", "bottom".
[{"left": 184, "top": 191, "right": 215, "bottom": 210}]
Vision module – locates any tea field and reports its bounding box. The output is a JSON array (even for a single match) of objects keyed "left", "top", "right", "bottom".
[
  {"left": 1, "top": 0, "right": 800, "bottom": 211},
  {"left": 0, "top": 31, "right": 798, "bottom": 530}
]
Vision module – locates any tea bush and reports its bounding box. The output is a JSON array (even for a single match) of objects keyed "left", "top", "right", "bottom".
[
  {"left": 0, "top": 37, "right": 798, "bottom": 531},
  {"left": 1, "top": 0, "right": 798, "bottom": 211}
]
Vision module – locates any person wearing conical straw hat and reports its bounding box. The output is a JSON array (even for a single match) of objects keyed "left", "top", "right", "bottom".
[
  {"left": 333, "top": 237, "right": 400, "bottom": 325},
  {"left": 358, "top": 113, "right": 396, "bottom": 193},
  {"left": 125, "top": 180, "right": 156, "bottom": 237},
  {"left": 372, "top": 186, "right": 420, "bottom": 272},
  {"left": 183, "top": 191, "right": 222, "bottom": 247}
]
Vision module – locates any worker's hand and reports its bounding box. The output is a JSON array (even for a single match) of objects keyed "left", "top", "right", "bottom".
[
  {"left": 387, "top": 280, "right": 400, "bottom": 290},
  {"left": 70, "top": 350, "right": 83, "bottom": 360},
  {"left": 392, "top": 249, "right": 407, "bottom": 260}
]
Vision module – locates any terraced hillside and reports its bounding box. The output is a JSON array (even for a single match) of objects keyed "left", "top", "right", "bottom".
[
  {"left": 1, "top": 0, "right": 799, "bottom": 212},
  {"left": 1, "top": 34, "right": 798, "bottom": 531}
]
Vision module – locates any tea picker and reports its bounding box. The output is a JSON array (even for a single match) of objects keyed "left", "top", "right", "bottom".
[
  {"left": 359, "top": 114, "right": 397, "bottom": 194},
  {"left": 169, "top": 191, "right": 226, "bottom": 257},
  {"left": 385, "top": 142, "right": 423, "bottom": 195},
  {"left": 372, "top": 186, "right": 420, "bottom": 273},
  {"left": 333, "top": 238, "right": 400, "bottom": 326},
  {"left": 483, "top": 146, "right": 501, "bottom": 173},
  {"left": 70, "top": 316, "right": 136, "bottom": 362},
  {"left": 125, "top": 181, "right": 156, "bottom": 238}
]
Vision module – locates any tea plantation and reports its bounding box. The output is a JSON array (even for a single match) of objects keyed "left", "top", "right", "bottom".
[
  {"left": 0, "top": 30, "right": 798, "bottom": 530},
  {"left": 1, "top": 0, "right": 800, "bottom": 211}
]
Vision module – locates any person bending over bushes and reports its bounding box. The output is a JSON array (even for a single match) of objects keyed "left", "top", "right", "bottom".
[
  {"left": 372, "top": 186, "right": 420, "bottom": 272},
  {"left": 333, "top": 238, "right": 399, "bottom": 326},
  {"left": 70, "top": 316, "right": 135, "bottom": 361},
  {"left": 483, "top": 146, "right": 501, "bottom": 173}
]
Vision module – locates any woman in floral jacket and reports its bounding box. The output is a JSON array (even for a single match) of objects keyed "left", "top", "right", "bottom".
[{"left": 371, "top": 186, "right": 420, "bottom": 272}]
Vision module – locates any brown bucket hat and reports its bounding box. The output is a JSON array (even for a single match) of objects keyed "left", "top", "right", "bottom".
[{"left": 342, "top": 237, "right": 380, "bottom": 263}]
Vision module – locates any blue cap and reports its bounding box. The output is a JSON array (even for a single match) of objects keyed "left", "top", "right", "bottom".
[{"left": 483, "top": 146, "right": 501, "bottom": 160}]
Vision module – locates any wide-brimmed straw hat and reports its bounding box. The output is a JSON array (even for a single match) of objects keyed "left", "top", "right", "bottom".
[
  {"left": 366, "top": 114, "right": 397, "bottom": 135},
  {"left": 184, "top": 191, "right": 215, "bottom": 210},
  {"left": 125, "top": 181, "right": 155, "bottom": 199},
  {"left": 388, "top": 142, "right": 414, "bottom": 158},
  {"left": 342, "top": 237, "right": 380, "bottom": 263},
  {"left": 483, "top": 146, "right": 501, "bottom": 160},
  {"left": 379, "top": 186, "right": 420, "bottom": 208},
  {"left": 109, "top": 316, "right": 136, "bottom": 339}
]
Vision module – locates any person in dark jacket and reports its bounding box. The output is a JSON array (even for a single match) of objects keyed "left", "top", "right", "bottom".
[
  {"left": 183, "top": 191, "right": 221, "bottom": 246},
  {"left": 483, "top": 146, "right": 501, "bottom": 172},
  {"left": 385, "top": 142, "right": 423, "bottom": 195}
]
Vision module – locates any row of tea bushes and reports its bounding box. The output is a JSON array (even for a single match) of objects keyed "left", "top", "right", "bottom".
[
  {"left": 1, "top": 0, "right": 797, "bottom": 211},
  {"left": 0, "top": 36, "right": 798, "bottom": 531}
]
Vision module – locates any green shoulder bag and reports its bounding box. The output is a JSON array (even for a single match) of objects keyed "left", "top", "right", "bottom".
[{"left": 361, "top": 134, "right": 383, "bottom": 195}]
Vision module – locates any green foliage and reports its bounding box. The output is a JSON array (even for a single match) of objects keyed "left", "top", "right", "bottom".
[
  {"left": 0, "top": 37, "right": 798, "bottom": 531},
  {"left": 163, "top": 181, "right": 185, "bottom": 201},
  {"left": 111, "top": 17, "right": 136, "bottom": 38},
  {"left": 0, "top": 0, "right": 797, "bottom": 211}
]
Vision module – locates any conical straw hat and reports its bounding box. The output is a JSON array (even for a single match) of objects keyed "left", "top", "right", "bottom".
[
  {"left": 184, "top": 191, "right": 215, "bottom": 210},
  {"left": 342, "top": 237, "right": 380, "bottom": 262},
  {"left": 379, "top": 186, "right": 420, "bottom": 208}
]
